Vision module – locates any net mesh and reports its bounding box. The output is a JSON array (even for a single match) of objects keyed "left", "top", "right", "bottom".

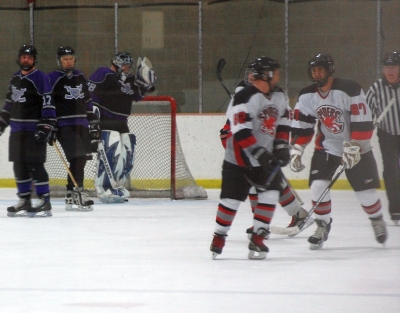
[{"left": 45, "top": 97, "right": 207, "bottom": 199}]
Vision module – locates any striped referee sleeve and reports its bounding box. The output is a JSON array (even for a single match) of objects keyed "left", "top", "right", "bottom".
[{"left": 366, "top": 78, "right": 400, "bottom": 135}]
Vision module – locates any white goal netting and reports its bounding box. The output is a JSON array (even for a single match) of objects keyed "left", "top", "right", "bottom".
[{"left": 45, "top": 96, "right": 207, "bottom": 199}]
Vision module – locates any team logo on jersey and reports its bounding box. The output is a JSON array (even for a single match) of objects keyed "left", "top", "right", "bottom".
[
  {"left": 120, "top": 81, "right": 134, "bottom": 95},
  {"left": 11, "top": 86, "right": 27, "bottom": 102},
  {"left": 64, "top": 84, "right": 84, "bottom": 100},
  {"left": 316, "top": 105, "right": 344, "bottom": 134},
  {"left": 258, "top": 106, "right": 278, "bottom": 136}
]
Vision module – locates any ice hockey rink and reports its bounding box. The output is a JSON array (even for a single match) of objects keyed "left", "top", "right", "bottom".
[{"left": 0, "top": 188, "right": 399, "bottom": 313}]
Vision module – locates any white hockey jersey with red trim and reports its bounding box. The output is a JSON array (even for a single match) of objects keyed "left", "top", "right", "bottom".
[
  {"left": 291, "top": 78, "right": 374, "bottom": 157},
  {"left": 224, "top": 84, "right": 291, "bottom": 167}
]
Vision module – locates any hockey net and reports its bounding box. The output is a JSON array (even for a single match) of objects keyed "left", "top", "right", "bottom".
[{"left": 45, "top": 96, "right": 207, "bottom": 200}]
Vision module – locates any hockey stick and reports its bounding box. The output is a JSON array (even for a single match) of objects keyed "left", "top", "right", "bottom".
[
  {"left": 374, "top": 97, "right": 396, "bottom": 127},
  {"left": 270, "top": 164, "right": 347, "bottom": 236},
  {"left": 216, "top": 58, "right": 233, "bottom": 98},
  {"left": 52, "top": 141, "right": 84, "bottom": 205}
]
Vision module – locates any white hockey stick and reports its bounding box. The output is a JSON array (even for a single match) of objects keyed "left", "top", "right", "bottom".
[
  {"left": 374, "top": 97, "right": 396, "bottom": 126},
  {"left": 271, "top": 164, "right": 347, "bottom": 236}
]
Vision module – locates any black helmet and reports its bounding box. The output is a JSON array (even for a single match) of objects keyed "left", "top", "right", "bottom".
[
  {"left": 56, "top": 46, "right": 76, "bottom": 71},
  {"left": 17, "top": 44, "right": 37, "bottom": 71},
  {"left": 382, "top": 52, "right": 400, "bottom": 66},
  {"left": 307, "top": 53, "right": 335, "bottom": 87},
  {"left": 112, "top": 52, "right": 133, "bottom": 74},
  {"left": 245, "top": 56, "right": 280, "bottom": 84}
]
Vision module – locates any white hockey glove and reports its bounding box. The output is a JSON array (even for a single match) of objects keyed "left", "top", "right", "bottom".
[
  {"left": 342, "top": 141, "right": 361, "bottom": 169},
  {"left": 135, "top": 57, "right": 156, "bottom": 90},
  {"left": 290, "top": 144, "right": 305, "bottom": 172}
]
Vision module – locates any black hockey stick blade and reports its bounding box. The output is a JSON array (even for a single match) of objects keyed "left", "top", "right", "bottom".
[{"left": 216, "top": 58, "right": 226, "bottom": 80}]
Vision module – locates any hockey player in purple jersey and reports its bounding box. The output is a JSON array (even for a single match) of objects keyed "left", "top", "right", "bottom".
[
  {"left": 290, "top": 53, "right": 388, "bottom": 249},
  {"left": 210, "top": 56, "right": 291, "bottom": 260},
  {"left": 88, "top": 53, "right": 156, "bottom": 203},
  {"left": 48, "top": 46, "right": 100, "bottom": 211},
  {"left": 0, "top": 45, "right": 56, "bottom": 217}
]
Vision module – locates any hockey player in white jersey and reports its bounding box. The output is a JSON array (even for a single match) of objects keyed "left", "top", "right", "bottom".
[
  {"left": 210, "top": 56, "right": 291, "bottom": 260},
  {"left": 290, "top": 53, "right": 388, "bottom": 249}
]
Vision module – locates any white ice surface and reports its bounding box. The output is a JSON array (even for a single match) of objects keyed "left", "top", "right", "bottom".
[{"left": 0, "top": 188, "right": 399, "bottom": 313}]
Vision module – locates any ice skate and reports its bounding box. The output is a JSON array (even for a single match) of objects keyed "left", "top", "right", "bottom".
[
  {"left": 391, "top": 213, "right": 400, "bottom": 226},
  {"left": 210, "top": 233, "right": 226, "bottom": 259},
  {"left": 246, "top": 226, "right": 270, "bottom": 240},
  {"left": 7, "top": 197, "right": 31, "bottom": 217},
  {"left": 97, "top": 187, "right": 125, "bottom": 204},
  {"left": 72, "top": 187, "right": 94, "bottom": 211},
  {"left": 28, "top": 196, "right": 52, "bottom": 218},
  {"left": 370, "top": 216, "right": 387, "bottom": 244},
  {"left": 308, "top": 218, "right": 332, "bottom": 250},
  {"left": 287, "top": 207, "right": 315, "bottom": 237},
  {"left": 248, "top": 228, "right": 270, "bottom": 260}
]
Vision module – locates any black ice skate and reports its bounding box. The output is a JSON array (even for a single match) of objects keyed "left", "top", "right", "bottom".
[
  {"left": 308, "top": 218, "right": 332, "bottom": 250},
  {"left": 65, "top": 187, "right": 94, "bottom": 211},
  {"left": 370, "top": 216, "right": 387, "bottom": 244},
  {"left": 210, "top": 233, "right": 226, "bottom": 259},
  {"left": 246, "top": 226, "right": 270, "bottom": 240},
  {"left": 28, "top": 196, "right": 52, "bottom": 218},
  {"left": 390, "top": 213, "right": 400, "bottom": 226},
  {"left": 287, "top": 207, "right": 315, "bottom": 237},
  {"left": 248, "top": 228, "right": 270, "bottom": 260},
  {"left": 7, "top": 197, "right": 32, "bottom": 217}
]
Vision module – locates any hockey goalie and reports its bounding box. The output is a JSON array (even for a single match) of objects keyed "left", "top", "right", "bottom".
[{"left": 88, "top": 53, "right": 156, "bottom": 203}]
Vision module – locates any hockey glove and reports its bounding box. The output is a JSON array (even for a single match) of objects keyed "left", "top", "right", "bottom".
[
  {"left": 135, "top": 57, "right": 156, "bottom": 90},
  {"left": 290, "top": 144, "right": 305, "bottom": 172},
  {"left": 0, "top": 120, "right": 7, "bottom": 136},
  {"left": 89, "top": 122, "right": 101, "bottom": 152},
  {"left": 252, "top": 147, "right": 276, "bottom": 172},
  {"left": 220, "top": 128, "right": 230, "bottom": 149},
  {"left": 48, "top": 128, "right": 57, "bottom": 146},
  {"left": 34, "top": 121, "right": 55, "bottom": 143},
  {"left": 342, "top": 141, "right": 361, "bottom": 169},
  {"left": 273, "top": 140, "right": 290, "bottom": 167}
]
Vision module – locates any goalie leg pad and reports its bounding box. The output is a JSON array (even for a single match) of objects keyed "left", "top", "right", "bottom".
[{"left": 96, "top": 130, "right": 126, "bottom": 197}]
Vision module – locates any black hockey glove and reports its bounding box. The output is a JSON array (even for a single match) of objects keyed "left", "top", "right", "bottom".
[
  {"left": 252, "top": 146, "right": 276, "bottom": 172},
  {"left": 273, "top": 140, "right": 290, "bottom": 167},
  {"left": 0, "top": 120, "right": 7, "bottom": 136},
  {"left": 34, "top": 121, "right": 55, "bottom": 143},
  {"left": 89, "top": 122, "right": 101, "bottom": 152},
  {"left": 48, "top": 128, "right": 57, "bottom": 146},
  {"left": 220, "top": 128, "right": 229, "bottom": 149}
]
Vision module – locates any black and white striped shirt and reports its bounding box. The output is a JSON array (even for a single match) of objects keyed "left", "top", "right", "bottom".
[{"left": 366, "top": 78, "right": 400, "bottom": 135}]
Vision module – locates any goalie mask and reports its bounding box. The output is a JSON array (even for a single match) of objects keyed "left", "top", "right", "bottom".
[
  {"left": 56, "top": 46, "right": 76, "bottom": 71},
  {"left": 112, "top": 52, "right": 133, "bottom": 75},
  {"left": 307, "top": 53, "right": 335, "bottom": 87},
  {"left": 17, "top": 44, "right": 37, "bottom": 71}
]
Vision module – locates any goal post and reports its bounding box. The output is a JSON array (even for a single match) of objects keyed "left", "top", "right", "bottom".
[{"left": 45, "top": 96, "right": 208, "bottom": 200}]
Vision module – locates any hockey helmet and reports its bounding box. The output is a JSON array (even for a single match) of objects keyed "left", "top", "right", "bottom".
[
  {"left": 307, "top": 53, "right": 335, "bottom": 87},
  {"left": 17, "top": 44, "right": 37, "bottom": 71},
  {"left": 382, "top": 52, "right": 400, "bottom": 66},
  {"left": 244, "top": 56, "right": 280, "bottom": 84},
  {"left": 56, "top": 46, "right": 76, "bottom": 71},
  {"left": 112, "top": 52, "right": 133, "bottom": 74}
]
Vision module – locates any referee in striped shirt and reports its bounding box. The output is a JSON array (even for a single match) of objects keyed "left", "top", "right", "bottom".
[{"left": 366, "top": 52, "right": 400, "bottom": 225}]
